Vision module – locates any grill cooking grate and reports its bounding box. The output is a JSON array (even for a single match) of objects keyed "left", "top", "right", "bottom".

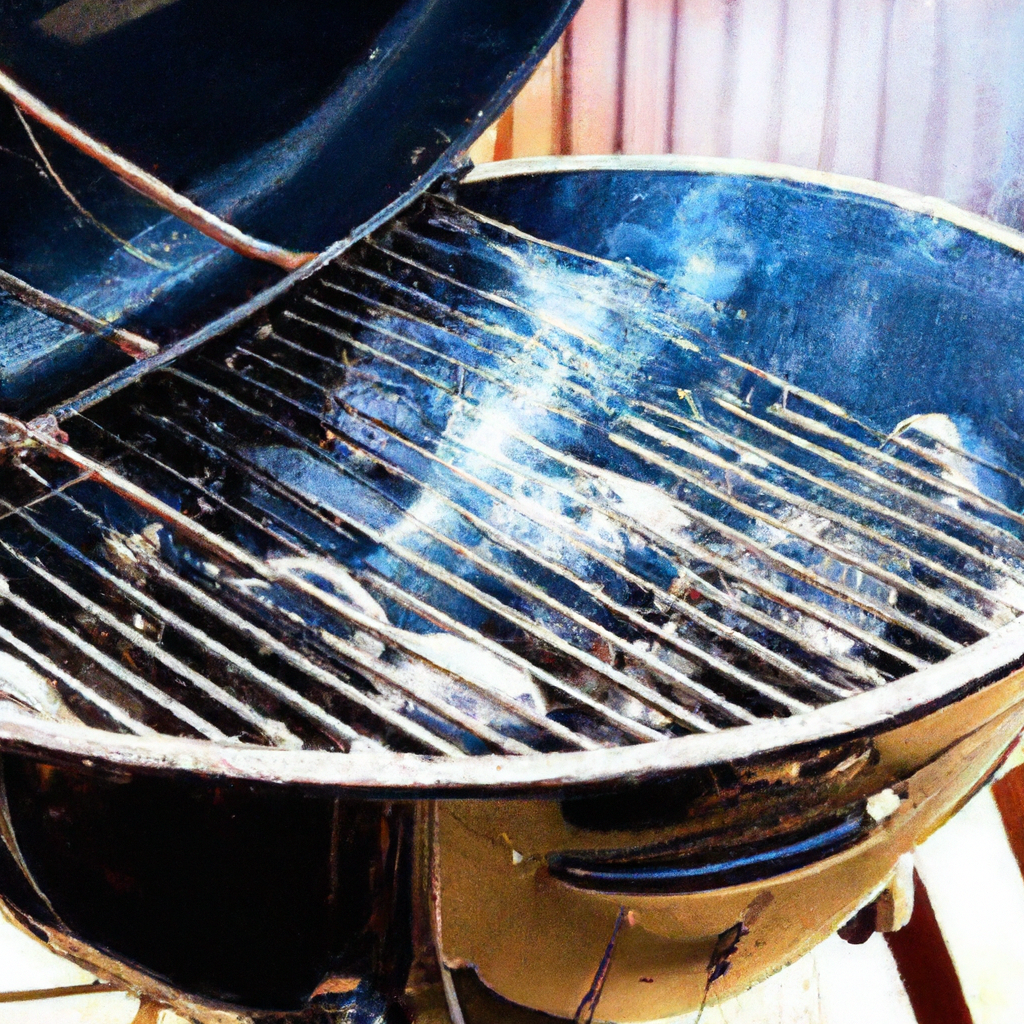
[{"left": 1, "top": 193, "right": 1022, "bottom": 757}]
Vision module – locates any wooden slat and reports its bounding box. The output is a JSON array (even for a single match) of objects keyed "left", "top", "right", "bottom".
[
  {"left": 963, "top": 1, "right": 1021, "bottom": 216},
  {"left": 992, "top": 761, "right": 1024, "bottom": 894},
  {"left": 913, "top": 788, "right": 1024, "bottom": 1024},
  {"left": 492, "top": 108, "right": 515, "bottom": 162},
  {"left": 934, "top": 0, "right": 989, "bottom": 209},
  {"left": 821, "top": 0, "right": 894, "bottom": 178},
  {"left": 776, "top": 0, "right": 835, "bottom": 168},
  {"left": 876, "top": 0, "right": 941, "bottom": 192},
  {"left": 476, "top": 0, "right": 1024, "bottom": 236},
  {"left": 672, "top": 0, "right": 738, "bottom": 156},
  {"left": 621, "top": 0, "right": 678, "bottom": 154},
  {"left": 511, "top": 39, "right": 565, "bottom": 158},
  {"left": 563, "top": 0, "right": 626, "bottom": 154},
  {"left": 727, "top": 0, "right": 787, "bottom": 161}
]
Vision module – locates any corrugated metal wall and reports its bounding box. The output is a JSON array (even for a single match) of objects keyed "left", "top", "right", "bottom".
[{"left": 473, "top": 0, "right": 1024, "bottom": 228}]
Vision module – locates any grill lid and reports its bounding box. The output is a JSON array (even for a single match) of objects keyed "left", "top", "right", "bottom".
[{"left": 0, "top": 0, "right": 581, "bottom": 412}]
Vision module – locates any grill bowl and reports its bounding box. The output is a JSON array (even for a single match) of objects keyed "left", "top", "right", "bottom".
[{"left": 2, "top": 157, "right": 1024, "bottom": 1020}]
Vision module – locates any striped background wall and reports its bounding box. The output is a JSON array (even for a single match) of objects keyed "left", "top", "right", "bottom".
[
  {"left": 467, "top": 3, "right": 1024, "bottom": 1021},
  {"left": 472, "top": 0, "right": 1024, "bottom": 229}
]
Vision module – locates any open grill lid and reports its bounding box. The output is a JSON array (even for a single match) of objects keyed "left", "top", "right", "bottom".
[{"left": 0, "top": 0, "right": 581, "bottom": 413}]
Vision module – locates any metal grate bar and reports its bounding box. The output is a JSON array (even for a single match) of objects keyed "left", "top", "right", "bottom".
[
  {"left": 6, "top": 490, "right": 368, "bottom": 751},
  {"left": 0, "top": 526, "right": 299, "bottom": 747},
  {"left": 734, "top": 401, "right": 1024, "bottom": 561},
  {"left": 606, "top": 428, "right": 962, "bottom": 653},
  {"left": 319, "top": 274, "right": 523, "bottom": 353},
  {"left": 268, "top": 307, "right": 961, "bottom": 657},
  {"left": 126, "top": 408, "right": 649, "bottom": 745},
  {"left": 137, "top": 559, "right": 461, "bottom": 756},
  {"left": 23, "top": 419, "right": 628, "bottom": 751},
  {"left": 410, "top": 196, "right": 715, "bottom": 358},
  {"left": 269, "top": 307, "right": 984, "bottom": 660},
  {"left": 719, "top": 353, "right": 1024, "bottom": 511},
  {"left": 429, "top": 195, "right": 669, "bottom": 288},
  {"left": 168, "top": 365, "right": 724, "bottom": 732},
  {"left": 335, "top": 243, "right": 1023, "bottom": 606},
  {"left": 0, "top": 570, "right": 227, "bottom": 741},
  {"left": 636, "top": 400, "right": 1023, "bottom": 616},
  {"left": 359, "top": 571, "right": 660, "bottom": 741},
  {"left": 367, "top": 214, "right": 1024, "bottom": 565},
  {"left": 762, "top": 401, "right": 1024, "bottom": 548},
  {"left": 623, "top": 412, "right": 999, "bottom": 632},
  {"left": 320, "top": 263, "right": 559, "bottom": 379},
  {"left": 365, "top": 238, "right": 618, "bottom": 357},
  {"left": 235, "top": 335, "right": 851, "bottom": 703},
  {"left": 204, "top": 350, "right": 804, "bottom": 718},
  {"left": 72, "top": 411, "right": 313, "bottom": 559},
  {"left": 0, "top": 468, "right": 97, "bottom": 529},
  {"left": 309, "top": 276, "right": 618, "bottom": 411},
  {"left": 293, "top": 278, "right": 1002, "bottom": 647},
  {"left": 503, "top": 428, "right": 933, "bottom": 672},
  {"left": 886, "top": 421, "right": 1024, "bottom": 493},
  {"left": 14, "top": 431, "right": 526, "bottom": 755},
  {"left": 0, "top": 617, "right": 152, "bottom": 735},
  {"left": 239, "top": 342, "right": 825, "bottom": 709},
  {"left": 298, "top": 283, "right": 936, "bottom": 669},
  {"left": 17, "top": 192, "right": 1018, "bottom": 758}
]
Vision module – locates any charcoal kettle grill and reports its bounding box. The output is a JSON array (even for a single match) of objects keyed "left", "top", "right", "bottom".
[{"left": 3, "top": 6, "right": 1024, "bottom": 1023}]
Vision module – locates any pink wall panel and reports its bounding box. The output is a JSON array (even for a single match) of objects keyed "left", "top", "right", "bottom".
[
  {"left": 562, "top": 0, "right": 625, "bottom": 153},
  {"left": 776, "top": 0, "right": 834, "bottom": 168},
  {"left": 621, "top": 0, "right": 679, "bottom": 153},
  {"left": 727, "top": 0, "right": 787, "bottom": 161},
  {"left": 822, "top": 0, "right": 891, "bottom": 179},
  {"left": 491, "top": 0, "right": 1024, "bottom": 229},
  {"left": 672, "top": 0, "right": 736, "bottom": 156},
  {"left": 876, "top": 0, "right": 941, "bottom": 193}
]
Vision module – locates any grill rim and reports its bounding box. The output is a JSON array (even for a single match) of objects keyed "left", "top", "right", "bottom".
[
  {"left": 3, "top": 155, "right": 1024, "bottom": 792},
  {"left": 1, "top": 615, "right": 1021, "bottom": 793}
]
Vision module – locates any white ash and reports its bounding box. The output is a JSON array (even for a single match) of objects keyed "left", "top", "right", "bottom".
[{"left": 0, "top": 651, "right": 79, "bottom": 725}]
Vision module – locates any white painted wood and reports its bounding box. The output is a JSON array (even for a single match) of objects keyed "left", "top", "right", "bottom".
[
  {"left": 935, "top": 0, "right": 987, "bottom": 208},
  {"left": 823, "top": 0, "right": 890, "bottom": 179},
  {"left": 776, "top": 0, "right": 834, "bottom": 169},
  {"left": 728, "top": 0, "right": 787, "bottom": 161},
  {"left": 877, "top": 0, "right": 940, "bottom": 193},
  {"left": 970, "top": 1, "right": 1024, "bottom": 221},
  {"left": 673, "top": 0, "right": 734, "bottom": 156},
  {"left": 0, "top": 908, "right": 138, "bottom": 1024},
  {"left": 916, "top": 788, "right": 1024, "bottom": 1024},
  {"left": 659, "top": 932, "right": 915, "bottom": 1024},
  {"left": 564, "top": 0, "right": 624, "bottom": 154},
  {"left": 512, "top": 42, "right": 563, "bottom": 159}
]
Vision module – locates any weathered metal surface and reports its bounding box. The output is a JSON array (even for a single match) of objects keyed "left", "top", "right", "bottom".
[
  {"left": 435, "top": 687, "right": 1024, "bottom": 1020},
  {"left": 0, "top": 268, "right": 158, "bottom": 361},
  {"left": 0, "top": 69, "right": 316, "bottom": 272}
]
